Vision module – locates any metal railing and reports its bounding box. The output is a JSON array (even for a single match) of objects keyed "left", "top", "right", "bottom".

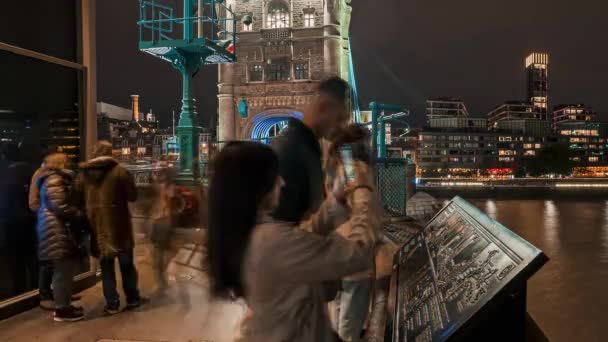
[
  {"left": 138, "top": 0, "right": 237, "bottom": 54},
  {"left": 125, "top": 166, "right": 166, "bottom": 187}
]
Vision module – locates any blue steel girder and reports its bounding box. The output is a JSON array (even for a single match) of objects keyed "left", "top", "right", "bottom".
[{"left": 348, "top": 37, "right": 362, "bottom": 123}]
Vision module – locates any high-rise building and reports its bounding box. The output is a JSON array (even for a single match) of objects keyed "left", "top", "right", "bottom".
[
  {"left": 526, "top": 53, "right": 549, "bottom": 113},
  {"left": 426, "top": 97, "right": 469, "bottom": 120},
  {"left": 552, "top": 104, "right": 596, "bottom": 128}
]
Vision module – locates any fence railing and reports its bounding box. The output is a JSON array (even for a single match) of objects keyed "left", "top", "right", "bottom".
[
  {"left": 375, "top": 158, "right": 407, "bottom": 217},
  {"left": 125, "top": 166, "right": 166, "bottom": 187},
  {"left": 125, "top": 158, "right": 408, "bottom": 217}
]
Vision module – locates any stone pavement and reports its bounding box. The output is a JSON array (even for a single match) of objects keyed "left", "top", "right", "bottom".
[{"left": 0, "top": 233, "right": 246, "bottom": 342}]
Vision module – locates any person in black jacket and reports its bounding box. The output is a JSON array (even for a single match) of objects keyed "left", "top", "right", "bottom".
[
  {"left": 272, "top": 76, "right": 351, "bottom": 224},
  {"left": 36, "top": 153, "right": 85, "bottom": 322},
  {"left": 0, "top": 143, "right": 36, "bottom": 300}
]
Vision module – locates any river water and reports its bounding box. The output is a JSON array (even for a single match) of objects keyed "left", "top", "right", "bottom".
[{"left": 462, "top": 198, "right": 608, "bottom": 342}]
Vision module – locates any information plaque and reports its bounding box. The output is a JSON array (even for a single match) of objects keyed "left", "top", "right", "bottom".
[{"left": 387, "top": 196, "right": 548, "bottom": 342}]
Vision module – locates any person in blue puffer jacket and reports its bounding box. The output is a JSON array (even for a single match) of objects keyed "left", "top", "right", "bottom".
[{"left": 36, "top": 152, "right": 85, "bottom": 322}]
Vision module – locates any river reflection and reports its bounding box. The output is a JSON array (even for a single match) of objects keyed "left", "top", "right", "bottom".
[{"left": 465, "top": 198, "right": 608, "bottom": 342}]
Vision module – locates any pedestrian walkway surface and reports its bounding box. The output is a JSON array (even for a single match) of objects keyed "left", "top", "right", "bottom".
[{"left": 0, "top": 236, "right": 246, "bottom": 342}]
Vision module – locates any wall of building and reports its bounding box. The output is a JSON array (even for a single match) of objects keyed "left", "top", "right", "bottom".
[{"left": 98, "top": 102, "right": 132, "bottom": 121}]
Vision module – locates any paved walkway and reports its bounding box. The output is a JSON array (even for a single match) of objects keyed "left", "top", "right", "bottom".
[{"left": 0, "top": 235, "right": 246, "bottom": 342}]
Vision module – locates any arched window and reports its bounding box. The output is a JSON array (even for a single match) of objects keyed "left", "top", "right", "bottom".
[{"left": 267, "top": 1, "right": 289, "bottom": 28}]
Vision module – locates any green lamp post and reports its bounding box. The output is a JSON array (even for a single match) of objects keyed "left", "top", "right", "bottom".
[{"left": 138, "top": 0, "right": 237, "bottom": 185}]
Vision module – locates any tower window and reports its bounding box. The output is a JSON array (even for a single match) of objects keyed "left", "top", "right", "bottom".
[
  {"left": 266, "top": 58, "right": 289, "bottom": 81},
  {"left": 249, "top": 64, "right": 263, "bottom": 82},
  {"left": 267, "top": 1, "right": 290, "bottom": 28},
  {"left": 294, "top": 62, "right": 309, "bottom": 80},
  {"left": 303, "top": 13, "right": 315, "bottom": 27}
]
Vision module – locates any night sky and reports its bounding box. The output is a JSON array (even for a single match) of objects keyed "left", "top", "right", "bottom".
[{"left": 97, "top": 0, "right": 608, "bottom": 127}]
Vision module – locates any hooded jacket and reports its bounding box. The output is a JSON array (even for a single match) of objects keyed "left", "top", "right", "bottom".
[
  {"left": 35, "top": 168, "right": 79, "bottom": 260},
  {"left": 77, "top": 156, "right": 137, "bottom": 258},
  {"left": 271, "top": 118, "right": 324, "bottom": 223}
]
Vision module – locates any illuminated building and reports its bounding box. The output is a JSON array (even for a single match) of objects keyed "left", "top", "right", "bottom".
[
  {"left": 526, "top": 53, "right": 549, "bottom": 113},
  {"left": 552, "top": 104, "right": 596, "bottom": 129},
  {"left": 217, "top": 0, "right": 353, "bottom": 142},
  {"left": 428, "top": 117, "right": 485, "bottom": 129},
  {"left": 417, "top": 118, "right": 549, "bottom": 177},
  {"left": 426, "top": 97, "right": 469, "bottom": 120},
  {"left": 97, "top": 96, "right": 161, "bottom": 162},
  {"left": 487, "top": 101, "right": 545, "bottom": 128},
  {"left": 556, "top": 121, "right": 608, "bottom": 165},
  {"left": 417, "top": 119, "right": 499, "bottom": 177}
]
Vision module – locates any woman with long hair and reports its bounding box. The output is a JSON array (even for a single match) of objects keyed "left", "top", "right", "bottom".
[{"left": 206, "top": 141, "right": 378, "bottom": 341}]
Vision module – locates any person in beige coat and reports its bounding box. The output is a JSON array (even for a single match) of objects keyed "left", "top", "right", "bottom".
[
  {"left": 324, "top": 139, "right": 379, "bottom": 342},
  {"left": 206, "top": 141, "right": 379, "bottom": 342}
]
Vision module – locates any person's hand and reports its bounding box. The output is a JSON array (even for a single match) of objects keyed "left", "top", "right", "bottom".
[{"left": 331, "top": 167, "right": 348, "bottom": 206}]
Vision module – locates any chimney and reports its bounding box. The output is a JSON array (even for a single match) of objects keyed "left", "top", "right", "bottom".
[{"left": 131, "top": 95, "right": 140, "bottom": 121}]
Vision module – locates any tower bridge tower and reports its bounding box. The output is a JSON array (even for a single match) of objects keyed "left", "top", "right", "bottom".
[{"left": 217, "top": 0, "right": 354, "bottom": 142}]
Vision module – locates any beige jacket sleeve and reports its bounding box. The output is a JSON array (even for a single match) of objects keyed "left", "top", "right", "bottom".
[
  {"left": 265, "top": 181, "right": 379, "bottom": 283},
  {"left": 260, "top": 165, "right": 379, "bottom": 282}
]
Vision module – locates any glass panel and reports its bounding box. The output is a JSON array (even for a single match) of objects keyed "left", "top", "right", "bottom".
[
  {"left": 294, "top": 62, "right": 309, "bottom": 80},
  {"left": 0, "top": 51, "right": 87, "bottom": 302},
  {"left": 268, "top": 1, "right": 290, "bottom": 28},
  {"left": 266, "top": 58, "right": 289, "bottom": 81},
  {"left": 0, "top": 1, "right": 79, "bottom": 62},
  {"left": 249, "top": 64, "right": 263, "bottom": 82}
]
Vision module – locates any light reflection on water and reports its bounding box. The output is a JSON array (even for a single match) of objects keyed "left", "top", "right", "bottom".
[
  {"left": 543, "top": 200, "right": 560, "bottom": 253},
  {"left": 466, "top": 198, "right": 607, "bottom": 342},
  {"left": 603, "top": 201, "right": 608, "bottom": 264}
]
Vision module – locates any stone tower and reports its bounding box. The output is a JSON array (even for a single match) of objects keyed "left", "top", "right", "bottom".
[{"left": 217, "top": 0, "right": 353, "bottom": 141}]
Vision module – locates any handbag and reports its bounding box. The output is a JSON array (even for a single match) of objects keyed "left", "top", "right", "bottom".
[{"left": 65, "top": 211, "right": 91, "bottom": 256}]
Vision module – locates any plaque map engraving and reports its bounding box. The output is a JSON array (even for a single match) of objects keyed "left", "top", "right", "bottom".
[{"left": 392, "top": 197, "right": 540, "bottom": 342}]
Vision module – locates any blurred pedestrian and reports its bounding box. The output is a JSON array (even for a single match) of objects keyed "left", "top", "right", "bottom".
[
  {"left": 35, "top": 152, "right": 85, "bottom": 321},
  {"left": 272, "top": 76, "right": 351, "bottom": 223},
  {"left": 149, "top": 166, "right": 181, "bottom": 292},
  {"left": 78, "top": 141, "right": 144, "bottom": 315},
  {"left": 207, "top": 141, "right": 378, "bottom": 342},
  {"left": 325, "top": 126, "right": 378, "bottom": 342},
  {"left": 271, "top": 76, "right": 352, "bottom": 303}
]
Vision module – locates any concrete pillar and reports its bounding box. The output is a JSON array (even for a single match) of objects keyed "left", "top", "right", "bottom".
[
  {"left": 81, "top": 0, "right": 98, "bottom": 274},
  {"left": 323, "top": 0, "right": 346, "bottom": 78},
  {"left": 217, "top": 64, "right": 236, "bottom": 142},
  {"left": 81, "top": 0, "right": 97, "bottom": 159},
  {"left": 406, "top": 163, "right": 417, "bottom": 201},
  {"left": 339, "top": 2, "right": 352, "bottom": 82}
]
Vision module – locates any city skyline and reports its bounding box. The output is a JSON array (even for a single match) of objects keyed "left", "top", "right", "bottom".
[{"left": 97, "top": 0, "right": 608, "bottom": 127}]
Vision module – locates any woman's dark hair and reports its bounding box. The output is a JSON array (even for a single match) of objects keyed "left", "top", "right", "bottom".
[{"left": 206, "top": 141, "right": 280, "bottom": 299}]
